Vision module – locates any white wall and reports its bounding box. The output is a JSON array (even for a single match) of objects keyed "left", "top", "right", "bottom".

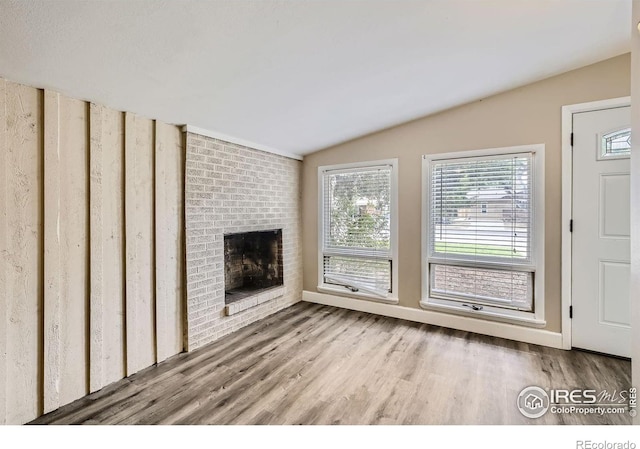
[{"left": 0, "top": 79, "right": 185, "bottom": 424}]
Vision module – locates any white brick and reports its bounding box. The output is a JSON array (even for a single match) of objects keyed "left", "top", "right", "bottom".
[{"left": 184, "top": 132, "right": 302, "bottom": 350}]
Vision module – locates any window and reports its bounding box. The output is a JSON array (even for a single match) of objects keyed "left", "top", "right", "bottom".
[
  {"left": 599, "top": 127, "right": 631, "bottom": 159},
  {"left": 318, "top": 160, "right": 398, "bottom": 302},
  {"left": 422, "top": 145, "right": 545, "bottom": 326}
]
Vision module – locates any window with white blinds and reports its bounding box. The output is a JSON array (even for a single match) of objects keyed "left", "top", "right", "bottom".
[
  {"left": 424, "top": 149, "right": 542, "bottom": 313},
  {"left": 319, "top": 161, "right": 397, "bottom": 299}
]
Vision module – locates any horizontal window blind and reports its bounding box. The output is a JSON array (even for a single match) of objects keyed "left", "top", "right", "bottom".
[
  {"left": 322, "top": 165, "right": 393, "bottom": 296},
  {"left": 428, "top": 153, "right": 534, "bottom": 310},
  {"left": 324, "top": 166, "right": 392, "bottom": 256}
]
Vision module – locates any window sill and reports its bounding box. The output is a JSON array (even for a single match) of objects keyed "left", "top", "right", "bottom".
[
  {"left": 419, "top": 298, "right": 546, "bottom": 328},
  {"left": 317, "top": 285, "right": 399, "bottom": 305}
]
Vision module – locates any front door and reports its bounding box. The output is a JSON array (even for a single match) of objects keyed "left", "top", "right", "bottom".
[{"left": 572, "top": 105, "right": 631, "bottom": 358}]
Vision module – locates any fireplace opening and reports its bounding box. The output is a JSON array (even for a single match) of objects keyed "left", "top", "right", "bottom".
[{"left": 224, "top": 229, "right": 283, "bottom": 305}]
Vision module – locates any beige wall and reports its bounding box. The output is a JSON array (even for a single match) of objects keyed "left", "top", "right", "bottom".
[
  {"left": 0, "top": 78, "right": 185, "bottom": 424},
  {"left": 302, "top": 54, "right": 631, "bottom": 334},
  {"left": 631, "top": 0, "right": 639, "bottom": 425}
]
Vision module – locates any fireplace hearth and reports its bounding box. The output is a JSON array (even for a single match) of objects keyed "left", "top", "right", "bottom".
[{"left": 224, "top": 229, "right": 283, "bottom": 305}]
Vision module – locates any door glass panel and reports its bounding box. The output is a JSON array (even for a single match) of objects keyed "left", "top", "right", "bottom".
[{"left": 600, "top": 128, "right": 631, "bottom": 158}]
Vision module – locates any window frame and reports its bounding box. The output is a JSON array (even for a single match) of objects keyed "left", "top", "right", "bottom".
[
  {"left": 317, "top": 159, "right": 399, "bottom": 304},
  {"left": 420, "top": 144, "right": 546, "bottom": 327}
]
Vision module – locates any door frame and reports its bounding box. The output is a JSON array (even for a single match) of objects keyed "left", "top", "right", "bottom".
[{"left": 561, "top": 96, "right": 631, "bottom": 350}]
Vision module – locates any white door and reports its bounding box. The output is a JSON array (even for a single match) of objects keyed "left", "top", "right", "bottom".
[{"left": 572, "top": 106, "right": 631, "bottom": 358}]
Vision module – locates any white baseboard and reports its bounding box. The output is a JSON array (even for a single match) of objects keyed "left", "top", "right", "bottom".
[{"left": 303, "top": 290, "right": 564, "bottom": 349}]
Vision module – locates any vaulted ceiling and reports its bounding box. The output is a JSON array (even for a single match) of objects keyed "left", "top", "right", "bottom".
[{"left": 0, "top": 0, "right": 631, "bottom": 156}]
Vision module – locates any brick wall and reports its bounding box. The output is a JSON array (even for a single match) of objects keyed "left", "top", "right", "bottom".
[{"left": 185, "top": 132, "right": 302, "bottom": 349}]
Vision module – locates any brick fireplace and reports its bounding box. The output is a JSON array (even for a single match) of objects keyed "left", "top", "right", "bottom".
[{"left": 184, "top": 131, "right": 302, "bottom": 350}]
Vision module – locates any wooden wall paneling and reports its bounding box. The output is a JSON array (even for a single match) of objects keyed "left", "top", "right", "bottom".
[
  {"left": 3, "top": 82, "right": 43, "bottom": 424},
  {"left": 125, "top": 113, "right": 156, "bottom": 375},
  {"left": 0, "top": 79, "right": 7, "bottom": 425},
  {"left": 44, "top": 92, "right": 89, "bottom": 411},
  {"left": 89, "top": 104, "right": 126, "bottom": 392},
  {"left": 88, "top": 103, "right": 102, "bottom": 393},
  {"left": 58, "top": 95, "right": 89, "bottom": 406},
  {"left": 43, "top": 90, "right": 61, "bottom": 413},
  {"left": 155, "top": 122, "right": 184, "bottom": 362}
]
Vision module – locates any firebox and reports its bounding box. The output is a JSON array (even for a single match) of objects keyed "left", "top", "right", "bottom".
[{"left": 224, "top": 229, "right": 283, "bottom": 304}]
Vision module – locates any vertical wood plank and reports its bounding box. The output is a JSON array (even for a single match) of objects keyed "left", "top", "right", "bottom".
[
  {"left": 125, "top": 113, "right": 156, "bottom": 375},
  {"left": 44, "top": 92, "right": 89, "bottom": 411},
  {"left": 58, "top": 96, "right": 89, "bottom": 408},
  {"left": 0, "top": 78, "right": 7, "bottom": 425},
  {"left": 88, "top": 103, "right": 102, "bottom": 392},
  {"left": 101, "top": 107, "right": 126, "bottom": 386},
  {"left": 4, "top": 82, "right": 42, "bottom": 424},
  {"left": 155, "top": 122, "right": 184, "bottom": 362},
  {"left": 43, "top": 90, "right": 61, "bottom": 413},
  {"left": 89, "top": 104, "right": 125, "bottom": 392}
]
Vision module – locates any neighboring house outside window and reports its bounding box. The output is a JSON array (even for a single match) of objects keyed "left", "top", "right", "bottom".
[
  {"left": 318, "top": 159, "right": 399, "bottom": 303},
  {"left": 421, "top": 144, "right": 545, "bottom": 326}
]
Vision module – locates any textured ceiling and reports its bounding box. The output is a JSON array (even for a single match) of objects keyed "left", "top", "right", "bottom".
[{"left": 0, "top": 0, "right": 631, "bottom": 156}]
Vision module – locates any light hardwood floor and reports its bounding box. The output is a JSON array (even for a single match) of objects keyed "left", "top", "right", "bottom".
[{"left": 32, "top": 302, "right": 632, "bottom": 425}]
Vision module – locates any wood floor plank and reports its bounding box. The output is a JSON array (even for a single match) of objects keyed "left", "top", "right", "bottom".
[
  {"left": 35, "top": 301, "right": 311, "bottom": 424},
  {"left": 31, "top": 302, "right": 633, "bottom": 425},
  {"left": 100, "top": 304, "right": 328, "bottom": 424},
  {"left": 170, "top": 307, "right": 355, "bottom": 425}
]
